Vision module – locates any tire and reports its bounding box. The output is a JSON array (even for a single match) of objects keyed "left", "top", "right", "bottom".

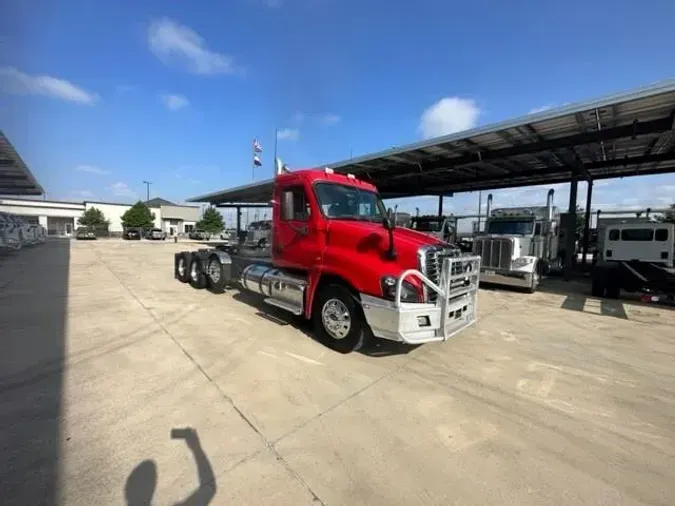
[
  {"left": 205, "top": 254, "right": 227, "bottom": 293},
  {"left": 188, "top": 255, "right": 208, "bottom": 289},
  {"left": 176, "top": 252, "right": 191, "bottom": 283},
  {"left": 605, "top": 277, "right": 620, "bottom": 299},
  {"left": 591, "top": 275, "right": 605, "bottom": 297},
  {"left": 312, "top": 284, "right": 368, "bottom": 354}
]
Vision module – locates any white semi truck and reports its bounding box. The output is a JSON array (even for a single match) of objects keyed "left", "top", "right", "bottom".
[{"left": 472, "top": 189, "right": 561, "bottom": 293}]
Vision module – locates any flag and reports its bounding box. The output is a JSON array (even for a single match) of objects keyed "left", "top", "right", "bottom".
[
  {"left": 253, "top": 154, "right": 262, "bottom": 167},
  {"left": 253, "top": 138, "right": 263, "bottom": 153}
]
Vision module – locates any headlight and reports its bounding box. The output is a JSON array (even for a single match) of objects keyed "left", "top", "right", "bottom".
[
  {"left": 380, "top": 275, "right": 420, "bottom": 303},
  {"left": 512, "top": 257, "right": 534, "bottom": 269}
]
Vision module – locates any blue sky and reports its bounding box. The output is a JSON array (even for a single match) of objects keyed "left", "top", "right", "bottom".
[{"left": 1, "top": 0, "right": 674, "bottom": 229}]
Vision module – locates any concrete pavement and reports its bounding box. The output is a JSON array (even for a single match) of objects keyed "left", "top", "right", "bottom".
[{"left": 1, "top": 239, "right": 674, "bottom": 505}]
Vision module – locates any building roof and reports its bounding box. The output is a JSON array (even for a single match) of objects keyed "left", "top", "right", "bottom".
[
  {"left": 0, "top": 131, "right": 44, "bottom": 196},
  {"left": 145, "top": 197, "right": 176, "bottom": 207},
  {"left": 188, "top": 80, "right": 675, "bottom": 205}
]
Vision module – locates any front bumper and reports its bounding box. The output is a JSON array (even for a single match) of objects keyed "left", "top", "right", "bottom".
[
  {"left": 479, "top": 268, "right": 533, "bottom": 288},
  {"left": 360, "top": 256, "right": 481, "bottom": 344}
]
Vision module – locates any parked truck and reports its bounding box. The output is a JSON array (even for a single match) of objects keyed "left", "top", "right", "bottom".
[
  {"left": 174, "top": 166, "right": 481, "bottom": 353},
  {"left": 472, "top": 189, "right": 560, "bottom": 293},
  {"left": 591, "top": 221, "right": 675, "bottom": 302}
]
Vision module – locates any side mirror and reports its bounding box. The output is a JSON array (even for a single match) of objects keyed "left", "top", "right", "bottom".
[
  {"left": 387, "top": 207, "right": 393, "bottom": 219},
  {"left": 382, "top": 216, "right": 394, "bottom": 231},
  {"left": 281, "top": 191, "right": 294, "bottom": 221}
]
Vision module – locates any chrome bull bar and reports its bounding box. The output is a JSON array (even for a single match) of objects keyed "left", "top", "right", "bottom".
[{"left": 360, "top": 255, "right": 481, "bottom": 344}]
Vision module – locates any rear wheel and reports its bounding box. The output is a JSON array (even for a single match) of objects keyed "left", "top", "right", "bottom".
[
  {"left": 312, "top": 284, "right": 367, "bottom": 354},
  {"left": 188, "top": 255, "right": 207, "bottom": 289},
  {"left": 206, "top": 254, "right": 227, "bottom": 293},
  {"left": 176, "top": 252, "right": 191, "bottom": 283}
]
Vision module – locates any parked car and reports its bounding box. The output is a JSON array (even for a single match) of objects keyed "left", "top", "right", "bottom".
[
  {"left": 123, "top": 227, "right": 142, "bottom": 240},
  {"left": 75, "top": 227, "right": 97, "bottom": 240},
  {"left": 0, "top": 212, "right": 22, "bottom": 251},
  {"left": 219, "top": 228, "right": 237, "bottom": 245},
  {"left": 146, "top": 228, "right": 167, "bottom": 240},
  {"left": 189, "top": 229, "right": 210, "bottom": 240}
]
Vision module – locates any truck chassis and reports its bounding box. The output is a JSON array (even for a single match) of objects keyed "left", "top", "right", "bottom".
[
  {"left": 174, "top": 248, "right": 481, "bottom": 352},
  {"left": 592, "top": 260, "right": 675, "bottom": 303}
]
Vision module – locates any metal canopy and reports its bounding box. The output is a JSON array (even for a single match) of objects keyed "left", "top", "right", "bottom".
[
  {"left": 188, "top": 80, "right": 675, "bottom": 205},
  {"left": 188, "top": 179, "right": 275, "bottom": 206},
  {"left": 0, "top": 131, "right": 44, "bottom": 196},
  {"left": 327, "top": 80, "right": 675, "bottom": 197}
]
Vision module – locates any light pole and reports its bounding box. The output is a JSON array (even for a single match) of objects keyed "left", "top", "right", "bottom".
[{"left": 142, "top": 180, "right": 152, "bottom": 202}]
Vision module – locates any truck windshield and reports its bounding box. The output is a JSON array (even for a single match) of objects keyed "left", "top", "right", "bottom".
[
  {"left": 412, "top": 219, "right": 442, "bottom": 232},
  {"left": 315, "top": 182, "right": 387, "bottom": 222},
  {"left": 487, "top": 220, "right": 534, "bottom": 235}
]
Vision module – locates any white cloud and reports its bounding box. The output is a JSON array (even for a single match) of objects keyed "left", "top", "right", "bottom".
[
  {"left": 109, "top": 182, "right": 138, "bottom": 199},
  {"left": 318, "top": 113, "right": 341, "bottom": 126},
  {"left": 75, "top": 164, "right": 110, "bottom": 175},
  {"left": 148, "top": 18, "right": 243, "bottom": 76},
  {"left": 0, "top": 66, "right": 98, "bottom": 105},
  {"left": 160, "top": 93, "right": 189, "bottom": 111},
  {"left": 528, "top": 104, "right": 554, "bottom": 114},
  {"left": 276, "top": 128, "right": 300, "bottom": 141},
  {"left": 71, "top": 189, "right": 94, "bottom": 198},
  {"left": 418, "top": 97, "right": 479, "bottom": 139}
]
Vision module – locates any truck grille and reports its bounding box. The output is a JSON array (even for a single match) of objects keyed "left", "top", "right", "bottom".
[
  {"left": 419, "top": 245, "right": 462, "bottom": 302},
  {"left": 473, "top": 238, "right": 512, "bottom": 270}
]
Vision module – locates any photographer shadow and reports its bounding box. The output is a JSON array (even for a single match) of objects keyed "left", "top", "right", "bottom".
[{"left": 124, "top": 428, "right": 216, "bottom": 506}]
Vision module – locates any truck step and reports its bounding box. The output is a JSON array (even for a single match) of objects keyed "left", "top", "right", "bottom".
[{"left": 264, "top": 297, "right": 303, "bottom": 316}]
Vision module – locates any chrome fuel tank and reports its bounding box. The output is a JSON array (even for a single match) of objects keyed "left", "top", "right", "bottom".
[{"left": 240, "top": 264, "right": 307, "bottom": 313}]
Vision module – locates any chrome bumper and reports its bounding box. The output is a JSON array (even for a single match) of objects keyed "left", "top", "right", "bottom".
[
  {"left": 360, "top": 256, "right": 481, "bottom": 344},
  {"left": 479, "top": 269, "right": 532, "bottom": 288}
]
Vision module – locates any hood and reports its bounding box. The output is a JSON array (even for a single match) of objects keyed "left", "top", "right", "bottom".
[{"left": 325, "top": 220, "right": 447, "bottom": 269}]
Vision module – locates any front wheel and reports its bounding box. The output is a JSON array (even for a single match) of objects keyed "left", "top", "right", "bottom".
[
  {"left": 312, "top": 284, "right": 368, "bottom": 354},
  {"left": 526, "top": 264, "right": 540, "bottom": 294}
]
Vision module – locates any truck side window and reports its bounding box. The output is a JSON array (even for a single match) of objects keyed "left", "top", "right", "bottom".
[
  {"left": 608, "top": 229, "right": 620, "bottom": 241},
  {"left": 621, "top": 228, "right": 654, "bottom": 241},
  {"left": 655, "top": 228, "right": 668, "bottom": 241},
  {"left": 281, "top": 187, "right": 311, "bottom": 221}
]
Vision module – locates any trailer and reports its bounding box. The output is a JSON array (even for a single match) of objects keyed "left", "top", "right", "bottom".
[
  {"left": 592, "top": 222, "right": 675, "bottom": 302},
  {"left": 174, "top": 164, "right": 481, "bottom": 353}
]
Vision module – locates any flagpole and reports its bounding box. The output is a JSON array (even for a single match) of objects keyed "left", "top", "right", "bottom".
[{"left": 273, "top": 128, "right": 278, "bottom": 176}]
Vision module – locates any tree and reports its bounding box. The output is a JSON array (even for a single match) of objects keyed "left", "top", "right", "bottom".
[
  {"left": 196, "top": 206, "right": 224, "bottom": 234},
  {"left": 121, "top": 201, "right": 156, "bottom": 229},
  {"left": 78, "top": 207, "right": 110, "bottom": 231}
]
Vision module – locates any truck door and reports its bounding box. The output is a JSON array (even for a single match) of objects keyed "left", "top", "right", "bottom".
[{"left": 274, "top": 184, "right": 320, "bottom": 270}]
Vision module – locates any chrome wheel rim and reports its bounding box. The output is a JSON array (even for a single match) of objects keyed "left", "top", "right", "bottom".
[
  {"left": 321, "top": 299, "right": 351, "bottom": 340},
  {"left": 190, "top": 262, "right": 198, "bottom": 281},
  {"left": 207, "top": 259, "right": 220, "bottom": 282},
  {"left": 178, "top": 258, "right": 186, "bottom": 276}
]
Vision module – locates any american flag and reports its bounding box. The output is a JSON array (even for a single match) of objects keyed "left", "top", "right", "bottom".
[
  {"left": 253, "top": 154, "right": 262, "bottom": 167},
  {"left": 253, "top": 138, "right": 263, "bottom": 153}
]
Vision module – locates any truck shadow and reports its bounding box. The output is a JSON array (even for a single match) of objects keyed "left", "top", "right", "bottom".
[
  {"left": 0, "top": 238, "right": 70, "bottom": 506},
  {"left": 231, "top": 291, "right": 419, "bottom": 357}
]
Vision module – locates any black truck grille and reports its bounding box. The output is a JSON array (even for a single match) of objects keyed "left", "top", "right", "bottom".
[
  {"left": 473, "top": 238, "right": 513, "bottom": 270},
  {"left": 419, "top": 245, "right": 462, "bottom": 302}
]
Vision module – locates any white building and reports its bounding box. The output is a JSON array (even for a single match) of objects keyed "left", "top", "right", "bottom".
[{"left": 0, "top": 197, "right": 201, "bottom": 237}]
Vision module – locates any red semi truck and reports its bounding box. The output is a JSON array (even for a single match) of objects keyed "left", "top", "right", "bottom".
[{"left": 174, "top": 167, "right": 481, "bottom": 353}]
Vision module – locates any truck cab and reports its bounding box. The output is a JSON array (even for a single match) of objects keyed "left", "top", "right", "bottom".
[
  {"left": 472, "top": 189, "right": 558, "bottom": 293},
  {"left": 410, "top": 215, "right": 456, "bottom": 244},
  {"left": 176, "top": 167, "right": 481, "bottom": 353},
  {"left": 592, "top": 222, "right": 675, "bottom": 300}
]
